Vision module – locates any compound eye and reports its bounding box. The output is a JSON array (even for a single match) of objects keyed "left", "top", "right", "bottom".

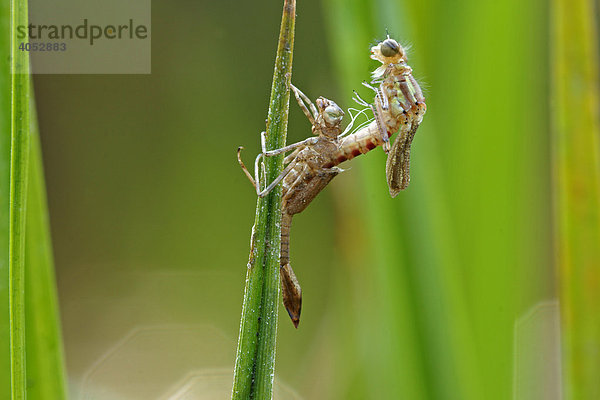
[
  {"left": 324, "top": 105, "right": 343, "bottom": 124},
  {"left": 380, "top": 39, "right": 400, "bottom": 57}
]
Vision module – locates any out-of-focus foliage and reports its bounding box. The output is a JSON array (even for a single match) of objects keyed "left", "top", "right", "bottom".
[
  {"left": 24, "top": 113, "right": 69, "bottom": 399},
  {"left": 321, "top": 0, "right": 552, "bottom": 398},
  {"left": 551, "top": 0, "right": 600, "bottom": 398},
  {"left": 1, "top": 0, "right": 68, "bottom": 397}
]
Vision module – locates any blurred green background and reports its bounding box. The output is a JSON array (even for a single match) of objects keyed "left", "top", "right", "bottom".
[{"left": 23, "top": 0, "right": 586, "bottom": 398}]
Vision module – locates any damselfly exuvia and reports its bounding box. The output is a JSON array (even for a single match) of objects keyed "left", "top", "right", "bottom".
[
  {"left": 238, "top": 36, "right": 426, "bottom": 327},
  {"left": 239, "top": 84, "right": 363, "bottom": 327}
]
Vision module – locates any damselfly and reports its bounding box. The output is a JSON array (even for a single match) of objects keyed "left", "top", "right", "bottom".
[{"left": 355, "top": 36, "right": 426, "bottom": 196}]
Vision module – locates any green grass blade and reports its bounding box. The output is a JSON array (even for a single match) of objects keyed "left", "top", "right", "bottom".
[
  {"left": 9, "top": 0, "right": 31, "bottom": 396},
  {"left": 551, "top": 0, "right": 600, "bottom": 398},
  {"left": 393, "top": 0, "right": 549, "bottom": 398},
  {"left": 24, "top": 102, "right": 68, "bottom": 399},
  {"left": 231, "top": 0, "right": 295, "bottom": 398},
  {"left": 5, "top": 1, "right": 69, "bottom": 397},
  {"left": 1, "top": 0, "right": 12, "bottom": 397}
]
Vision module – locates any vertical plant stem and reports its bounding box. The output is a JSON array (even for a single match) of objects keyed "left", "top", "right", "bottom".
[
  {"left": 9, "top": 0, "right": 31, "bottom": 397},
  {"left": 0, "top": 0, "right": 11, "bottom": 397},
  {"left": 231, "top": 0, "right": 295, "bottom": 399},
  {"left": 552, "top": 0, "right": 600, "bottom": 398}
]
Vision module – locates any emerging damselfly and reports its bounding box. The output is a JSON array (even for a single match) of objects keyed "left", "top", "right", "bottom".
[
  {"left": 238, "top": 36, "right": 426, "bottom": 327},
  {"left": 355, "top": 35, "right": 426, "bottom": 196}
]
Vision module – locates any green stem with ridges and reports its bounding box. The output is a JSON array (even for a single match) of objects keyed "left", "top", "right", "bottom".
[
  {"left": 231, "top": 0, "right": 295, "bottom": 399},
  {"left": 9, "top": 0, "right": 31, "bottom": 397},
  {"left": 0, "top": 0, "right": 11, "bottom": 396}
]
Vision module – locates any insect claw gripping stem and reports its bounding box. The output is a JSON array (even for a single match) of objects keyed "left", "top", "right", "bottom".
[
  {"left": 260, "top": 130, "right": 267, "bottom": 153},
  {"left": 257, "top": 158, "right": 298, "bottom": 198}
]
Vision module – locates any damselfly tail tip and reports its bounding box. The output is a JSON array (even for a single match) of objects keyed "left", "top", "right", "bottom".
[
  {"left": 388, "top": 177, "right": 410, "bottom": 198},
  {"left": 285, "top": 307, "right": 301, "bottom": 328},
  {"left": 281, "top": 263, "right": 302, "bottom": 328}
]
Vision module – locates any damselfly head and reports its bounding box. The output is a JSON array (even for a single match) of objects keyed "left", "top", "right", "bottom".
[
  {"left": 323, "top": 105, "right": 344, "bottom": 127},
  {"left": 316, "top": 97, "right": 344, "bottom": 128},
  {"left": 371, "top": 37, "right": 405, "bottom": 64},
  {"left": 381, "top": 38, "right": 400, "bottom": 57}
]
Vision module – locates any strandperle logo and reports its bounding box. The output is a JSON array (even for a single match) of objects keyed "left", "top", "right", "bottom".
[{"left": 17, "top": 18, "right": 149, "bottom": 46}]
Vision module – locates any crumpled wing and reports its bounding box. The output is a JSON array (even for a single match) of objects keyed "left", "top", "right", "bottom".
[{"left": 386, "top": 121, "right": 420, "bottom": 197}]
